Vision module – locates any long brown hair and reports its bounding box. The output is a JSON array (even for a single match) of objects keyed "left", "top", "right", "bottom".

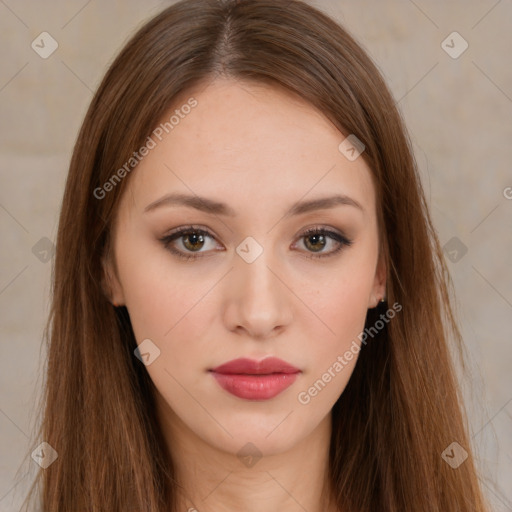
[{"left": 20, "top": 0, "right": 489, "bottom": 510}]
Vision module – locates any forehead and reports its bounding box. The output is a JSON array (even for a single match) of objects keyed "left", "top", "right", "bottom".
[{"left": 118, "top": 78, "right": 377, "bottom": 221}]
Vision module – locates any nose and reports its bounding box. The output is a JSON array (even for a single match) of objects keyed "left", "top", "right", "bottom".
[{"left": 222, "top": 247, "right": 294, "bottom": 340}]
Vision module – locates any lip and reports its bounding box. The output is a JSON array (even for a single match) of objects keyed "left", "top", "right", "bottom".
[
  {"left": 211, "top": 357, "right": 300, "bottom": 375},
  {"left": 209, "top": 357, "right": 301, "bottom": 400}
]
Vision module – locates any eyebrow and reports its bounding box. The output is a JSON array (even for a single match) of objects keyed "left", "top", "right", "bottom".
[{"left": 143, "top": 192, "right": 364, "bottom": 216}]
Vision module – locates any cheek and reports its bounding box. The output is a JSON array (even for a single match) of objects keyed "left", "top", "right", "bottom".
[
  {"left": 119, "top": 255, "right": 216, "bottom": 407},
  {"left": 295, "top": 292, "right": 368, "bottom": 411},
  {"left": 296, "top": 256, "right": 376, "bottom": 396},
  {"left": 114, "top": 235, "right": 214, "bottom": 351},
  {"left": 301, "top": 260, "right": 375, "bottom": 342}
]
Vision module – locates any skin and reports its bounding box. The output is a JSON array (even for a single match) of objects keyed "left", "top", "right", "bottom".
[{"left": 103, "top": 78, "right": 386, "bottom": 512}]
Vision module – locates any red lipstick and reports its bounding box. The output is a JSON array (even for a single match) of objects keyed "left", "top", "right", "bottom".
[{"left": 209, "top": 357, "right": 301, "bottom": 400}]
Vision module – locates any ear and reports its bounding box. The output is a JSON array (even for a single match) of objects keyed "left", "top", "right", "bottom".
[
  {"left": 368, "top": 250, "right": 387, "bottom": 309},
  {"left": 101, "top": 252, "right": 125, "bottom": 306}
]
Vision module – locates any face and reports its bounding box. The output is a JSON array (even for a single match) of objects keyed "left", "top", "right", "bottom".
[{"left": 104, "top": 78, "right": 386, "bottom": 457}]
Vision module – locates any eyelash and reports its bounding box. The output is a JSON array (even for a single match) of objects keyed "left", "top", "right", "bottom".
[{"left": 158, "top": 224, "right": 353, "bottom": 261}]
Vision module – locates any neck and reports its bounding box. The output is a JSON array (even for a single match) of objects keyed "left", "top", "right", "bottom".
[{"left": 156, "top": 393, "right": 338, "bottom": 512}]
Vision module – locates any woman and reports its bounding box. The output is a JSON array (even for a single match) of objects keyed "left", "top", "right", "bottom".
[{"left": 22, "top": 0, "right": 490, "bottom": 510}]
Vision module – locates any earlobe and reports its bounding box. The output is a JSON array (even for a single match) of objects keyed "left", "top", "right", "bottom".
[
  {"left": 368, "top": 252, "right": 387, "bottom": 309},
  {"left": 101, "top": 254, "right": 125, "bottom": 307}
]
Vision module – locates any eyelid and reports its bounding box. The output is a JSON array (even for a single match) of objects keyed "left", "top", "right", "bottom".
[
  {"left": 159, "top": 225, "right": 221, "bottom": 260},
  {"left": 291, "top": 227, "right": 353, "bottom": 259},
  {"left": 159, "top": 224, "right": 353, "bottom": 261}
]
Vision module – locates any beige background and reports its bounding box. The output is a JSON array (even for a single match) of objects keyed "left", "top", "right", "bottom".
[{"left": 1, "top": 0, "right": 511, "bottom": 510}]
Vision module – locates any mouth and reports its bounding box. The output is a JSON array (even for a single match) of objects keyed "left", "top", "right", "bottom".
[{"left": 209, "top": 357, "right": 301, "bottom": 400}]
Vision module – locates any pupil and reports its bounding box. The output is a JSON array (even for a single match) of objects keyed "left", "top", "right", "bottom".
[
  {"left": 182, "top": 232, "right": 327, "bottom": 253},
  {"left": 307, "top": 234, "right": 325, "bottom": 252},
  {"left": 185, "top": 233, "right": 204, "bottom": 251}
]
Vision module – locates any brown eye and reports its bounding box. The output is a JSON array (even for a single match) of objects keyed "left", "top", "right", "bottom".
[
  {"left": 303, "top": 232, "right": 327, "bottom": 252},
  {"left": 159, "top": 225, "right": 353, "bottom": 262},
  {"left": 159, "top": 226, "right": 218, "bottom": 261},
  {"left": 295, "top": 227, "right": 353, "bottom": 259},
  {"left": 181, "top": 232, "right": 206, "bottom": 252}
]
